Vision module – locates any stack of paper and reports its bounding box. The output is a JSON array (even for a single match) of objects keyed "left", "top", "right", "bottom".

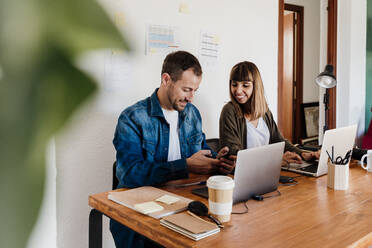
[{"left": 160, "top": 212, "right": 220, "bottom": 240}]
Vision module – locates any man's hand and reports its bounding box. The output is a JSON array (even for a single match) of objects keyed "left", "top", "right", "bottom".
[
  {"left": 186, "top": 150, "right": 220, "bottom": 174},
  {"left": 283, "top": 151, "right": 302, "bottom": 164},
  {"left": 216, "top": 146, "right": 236, "bottom": 174},
  {"left": 301, "top": 150, "right": 320, "bottom": 161}
]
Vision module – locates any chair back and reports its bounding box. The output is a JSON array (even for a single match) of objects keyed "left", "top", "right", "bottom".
[
  {"left": 206, "top": 138, "right": 219, "bottom": 153},
  {"left": 112, "top": 161, "right": 119, "bottom": 190}
]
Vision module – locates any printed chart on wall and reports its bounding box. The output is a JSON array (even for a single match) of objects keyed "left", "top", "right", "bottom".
[
  {"left": 146, "top": 24, "right": 180, "bottom": 55},
  {"left": 101, "top": 49, "right": 134, "bottom": 113},
  {"left": 198, "top": 31, "right": 220, "bottom": 67}
]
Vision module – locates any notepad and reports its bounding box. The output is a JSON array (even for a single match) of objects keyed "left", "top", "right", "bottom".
[
  {"left": 108, "top": 186, "right": 192, "bottom": 219},
  {"left": 160, "top": 212, "right": 220, "bottom": 240},
  {"left": 156, "top": 194, "right": 180, "bottom": 205}
]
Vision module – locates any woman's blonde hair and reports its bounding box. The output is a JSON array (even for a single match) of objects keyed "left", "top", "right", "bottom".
[{"left": 229, "top": 61, "right": 268, "bottom": 119}]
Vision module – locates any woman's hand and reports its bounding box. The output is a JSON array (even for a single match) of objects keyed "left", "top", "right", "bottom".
[
  {"left": 216, "top": 146, "right": 236, "bottom": 174},
  {"left": 301, "top": 150, "right": 320, "bottom": 161},
  {"left": 283, "top": 151, "right": 303, "bottom": 165}
]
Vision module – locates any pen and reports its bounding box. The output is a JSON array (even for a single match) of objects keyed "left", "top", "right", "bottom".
[
  {"left": 186, "top": 211, "right": 220, "bottom": 227},
  {"left": 326, "top": 150, "right": 333, "bottom": 163}
]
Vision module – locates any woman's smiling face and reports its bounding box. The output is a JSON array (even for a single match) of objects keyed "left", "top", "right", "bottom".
[{"left": 230, "top": 80, "right": 254, "bottom": 104}]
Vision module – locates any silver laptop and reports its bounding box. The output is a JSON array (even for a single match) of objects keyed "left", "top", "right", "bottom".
[
  {"left": 191, "top": 142, "right": 284, "bottom": 204},
  {"left": 233, "top": 142, "right": 284, "bottom": 204},
  {"left": 282, "top": 125, "right": 357, "bottom": 177}
]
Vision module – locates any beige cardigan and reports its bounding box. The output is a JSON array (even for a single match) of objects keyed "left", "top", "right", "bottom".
[{"left": 219, "top": 102, "right": 302, "bottom": 155}]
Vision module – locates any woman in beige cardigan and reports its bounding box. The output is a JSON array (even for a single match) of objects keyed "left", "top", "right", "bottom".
[{"left": 219, "top": 61, "right": 319, "bottom": 165}]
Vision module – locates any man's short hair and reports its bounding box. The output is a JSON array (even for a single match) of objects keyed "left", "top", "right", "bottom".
[{"left": 161, "top": 51, "right": 202, "bottom": 81}]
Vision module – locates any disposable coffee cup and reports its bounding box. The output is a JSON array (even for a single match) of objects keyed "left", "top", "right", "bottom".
[{"left": 207, "top": 175, "right": 235, "bottom": 223}]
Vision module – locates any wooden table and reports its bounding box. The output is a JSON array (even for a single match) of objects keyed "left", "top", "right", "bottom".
[{"left": 88, "top": 162, "right": 372, "bottom": 248}]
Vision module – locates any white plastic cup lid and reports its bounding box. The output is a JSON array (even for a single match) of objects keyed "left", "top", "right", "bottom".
[{"left": 207, "top": 175, "right": 235, "bottom": 190}]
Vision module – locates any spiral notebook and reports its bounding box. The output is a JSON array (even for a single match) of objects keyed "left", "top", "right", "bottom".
[{"left": 160, "top": 212, "right": 220, "bottom": 240}]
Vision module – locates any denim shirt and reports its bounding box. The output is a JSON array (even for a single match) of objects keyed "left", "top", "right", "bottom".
[{"left": 113, "top": 88, "right": 214, "bottom": 189}]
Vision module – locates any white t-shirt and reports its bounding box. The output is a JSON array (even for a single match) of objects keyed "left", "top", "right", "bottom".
[
  {"left": 162, "top": 108, "right": 181, "bottom": 161},
  {"left": 245, "top": 117, "right": 270, "bottom": 149}
]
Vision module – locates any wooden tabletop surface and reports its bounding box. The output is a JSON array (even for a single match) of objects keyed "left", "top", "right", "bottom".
[{"left": 89, "top": 161, "right": 372, "bottom": 248}]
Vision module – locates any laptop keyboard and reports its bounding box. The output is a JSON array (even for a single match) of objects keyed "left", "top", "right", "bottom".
[{"left": 298, "top": 163, "right": 319, "bottom": 173}]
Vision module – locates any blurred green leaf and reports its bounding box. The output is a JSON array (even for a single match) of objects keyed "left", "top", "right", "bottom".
[{"left": 0, "top": 0, "right": 129, "bottom": 247}]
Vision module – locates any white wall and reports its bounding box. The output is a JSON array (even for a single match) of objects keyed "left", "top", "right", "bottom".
[
  {"left": 285, "top": 0, "right": 320, "bottom": 103},
  {"left": 54, "top": 1, "right": 279, "bottom": 248},
  {"left": 55, "top": 100, "right": 117, "bottom": 248},
  {"left": 98, "top": 0, "right": 280, "bottom": 137},
  {"left": 318, "top": 0, "right": 366, "bottom": 144},
  {"left": 337, "top": 0, "right": 366, "bottom": 144}
]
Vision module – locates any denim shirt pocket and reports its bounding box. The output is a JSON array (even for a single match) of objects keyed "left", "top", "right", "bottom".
[
  {"left": 142, "top": 140, "right": 155, "bottom": 160},
  {"left": 187, "top": 133, "right": 203, "bottom": 154}
]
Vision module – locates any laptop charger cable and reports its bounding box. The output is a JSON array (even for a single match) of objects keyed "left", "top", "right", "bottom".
[
  {"left": 252, "top": 190, "right": 281, "bottom": 201},
  {"left": 231, "top": 190, "right": 282, "bottom": 214}
]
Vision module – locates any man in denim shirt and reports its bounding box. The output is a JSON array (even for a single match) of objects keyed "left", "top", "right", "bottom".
[{"left": 110, "top": 51, "right": 235, "bottom": 247}]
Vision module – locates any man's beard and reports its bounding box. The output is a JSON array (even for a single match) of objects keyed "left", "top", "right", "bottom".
[
  {"left": 172, "top": 100, "right": 187, "bottom": 111},
  {"left": 167, "top": 90, "right": 187, "bottom": 111}
]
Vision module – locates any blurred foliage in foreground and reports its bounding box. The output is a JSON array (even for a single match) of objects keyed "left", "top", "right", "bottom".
[{"left": 0, "top": 0, "right": 129, "bottom": 247}]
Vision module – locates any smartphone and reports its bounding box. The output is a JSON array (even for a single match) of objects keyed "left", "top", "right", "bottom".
[{"left": 222, "top": 152, "right": 233, "bottom": 160}]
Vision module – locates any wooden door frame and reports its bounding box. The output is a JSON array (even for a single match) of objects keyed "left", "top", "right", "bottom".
[
  {"left": 327, "top": 0, "right": 337, "bottom": 130},
  {"left": 278, "top": 0, "right": 284, "bottom": 131},
  {"left": 285, "top": 3, "right": 304, "bottom": 144},
  {"left": 278, "top": 0, "right": 337, "bottom": 137}
]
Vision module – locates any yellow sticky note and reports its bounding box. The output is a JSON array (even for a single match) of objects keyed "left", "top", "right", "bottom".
[
  {"left": 156, "top": 194, "right": 180, "bottom": 205},
  {"left": 179, "top": 2, "right": 190, "bottom": 14},
  {"left": 134, "top": 201, "right": 164, "bottom": 214},
  {"left": 114, "top": 12, "right": 126, "bottom": 27}
]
